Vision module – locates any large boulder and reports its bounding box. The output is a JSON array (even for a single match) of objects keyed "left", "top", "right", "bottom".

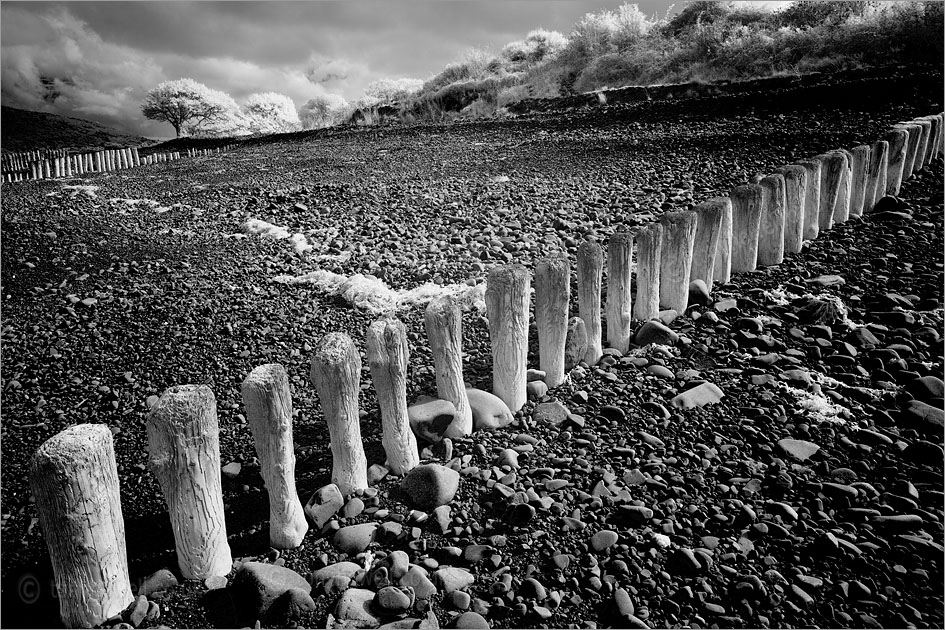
[{"left": 231, "top": 562, "right": 311, "bottom": 619}]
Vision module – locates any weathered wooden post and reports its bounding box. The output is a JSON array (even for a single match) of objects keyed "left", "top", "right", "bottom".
[
  {"left": 241, "top": 364, "right": 309, "bottom": 549},
  {"left": 757, "top": 174, "right": 786, "bottom": 266},
  {"left": 689, "top": 197, "right": 726, "bottom": 292},
  {"left": 367, "top": 318, "right": 420, "bottom": 473},
  {"left": 148, "top": 385, "right": 232, "bottom": 579},
  {"left": 867, "top": 139, "right": 890, "bottom": 208},
  {"left": 485, "top": 265, "right": 531, "bottom": 413},
  {"left": 730, "top": 183, "right": 763, "bottom": 272},
  {"left": 776, "top": 165, "right": 807, "bottom": 254},
  {"left": 29, "top": 424, "right": 133, "bottom": 628},
  {"left": 913, "top": 119, "right": 932, "bottom": 172},
  {"left": 818, "top": 152, "right": 845, "bottom": 233},
  {"left": 896, "top": 122, "right": 921, "bottom": 180},
  {"left": 44, "top": 159, "right": 52, "bottom": 179},
  {"left": 53, "top": 158, "right": 61, "bottom": 179},
  {"left": 424, "top": 296, "right": 472, "bottom": 435},
  {"left": 606, "top": 232, "right": 634, "bottom": 352},
  {"left": 310, "top": 333, "right": 369, "bottom": 494},
  {"left": 924, "top": 114, "right": 942, "bottom": 163},
  {"left": 713, "top": 194, "right": 733, "bottom": 285},
  {"left": 658, "top": 210, "right": 697, "bottom": 313},
  {"left": 64, "top": 155, "right": 72, "bottom": 177},
  {"left": 833, "top": 149, "right": 852, "bottom": 225},
  {"left": 849, "top": 145, "right": 870, "bottom": 217},
  {"left": 132, "top": 147, "right": 141, "bottom": 167},
  {"left": 633, "top": 223, "right": 662, "bottom": 321},
  {"left": 576, "top": 240, "right": 603, "bottom": 365},
  {"left": 874, "top": 127, "right": 909, "bottom": 196},
  {"left": 535, "top": 253, "right": 570, "bottom": 388}
]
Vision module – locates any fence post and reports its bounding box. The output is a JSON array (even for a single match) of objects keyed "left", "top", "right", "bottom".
[
  {"left": 758, "top": 174, "right": 786, "bottom": 267},
  {"left": 310, "top": 333, "right": 369, "bottom": 494},
  {"left": 147, "top": 385, "right": 232, "bottom": 579},
  {"left": 689, "top": 197, "right": 727, "bottom": 293},
  {"left": 818, "top": 152, "right": 845, "bottom": 233},
  {"left": 241, "top": 364, "right": 309, "bottom": 549},
  {"left": 366, "top": 318, "right": 420, "bottom": 474},
  {"left": 424, "top": 295, "right": 472, "bottom": 436},
  {"left": 849, "top": 145, "right": 870, "bottom": 218},
  {"left": 776, "top": 165, "right": 807, "bottom": 254},
  {"left": 606, "top": 232, "right": 634, "bottom": 352},
  {"left": 798, "top": 159, "right": 821, "bottom": 243},
  {"left": 535, "top": 253, "right": 570, "bottom": 387},
  {"left": 29, "top": 424, "right": 134, "bottom": 628},
  {"left": 658, "top": 210, "right": 697, "bottom": 313},
  {"left": 833, "top": 149, "right": 852, "bottom": 225},
  {"left": 485, "top": 264, "right": 531, "bottom": 413},
  {"left": 577, "top": 240, "right": 603, "bottom": 365},
  {"left": 730, "top": 183, "right": 763, "bottom": 272}
]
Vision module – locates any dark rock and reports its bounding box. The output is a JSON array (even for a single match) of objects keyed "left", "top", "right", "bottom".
[
  {"left": 400, "top": 464, "right": 460, "bottom": 510},
  {"left": 565, "top": 317, "right": 588, "bottom": 371},
  {"left": 635, "top": 320, "right": 678, "bottom": 346},
  {"left": 232, "top": 562, "right": 312, "bottom": 619}
]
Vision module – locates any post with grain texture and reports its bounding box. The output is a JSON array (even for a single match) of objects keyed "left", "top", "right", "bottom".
[
  {"left": 849, "top": 145, "right": 870, "bottom": 217},
  {"left": 366, "top": 318, "right": 420, "bottom": 473},
  {"left": 777, "top": 165, "right": 807, "bottom": 254},
  {"left": 535, "top": 253, "right": 570, "bottom": 388},
  {"left": 658, "top": 210, "right": 697, "bottom": 313},
  {"left": 833, "top": 149, "right": 852, "bottom": 225},
  {"left": 606, "top": 232, "right": 634, "bottom": 352},
  {"left": 310, "top": 333, "right": 368, "bottom": 494},
  {"left": 913, "top": 119, "right": 931, "bottom": 172},
  {"left": 689, "top": 197, "right": 727, "bottom": 293},
  {"left": 896, "top": 123, "right": 921, "bottom": 180},
  {"left": 730, "top": 183, "right": 763, "bottom": 272},
  {"left": 241, "top": 364, "right": 309, "bottom": 549},
  {"left": 147, "top": 385, "right": 232, "bottom": 579},
  {"left": 577, "top": 240, "right": 604, "bottom": 365},
  {"left": 424, "top": 296, "right": 472, "bottom": 436},
  {"left": 29, "top": 424, "right": 133, "bottom": 628},
  {"left": 633, "top": 223, "right": 662, "bottom": 321},
  {"left": 485, "top": 264, "right": 531, "bottom": 413},
  {"left": 876, "top": 125, "right": 911, "bottom": 196},
  {"left": 757, "top": 174, "right": 786, "bottom": 266},
  {"left": 923, "top": 114, "right": 941, "bottom": 163},
  {"left": 867, "top": 139, "right": 890, "bottom": 207},
  {"left": 818, "top": 152, "right": 845, "bottom": 233},
  {"left": 713, "top": 195, "right": 733, "bottom": 285}
]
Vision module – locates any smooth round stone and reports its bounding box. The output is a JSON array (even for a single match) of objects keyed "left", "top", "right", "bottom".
[
  {"left": 333, "top": 523, "right": 378, "bottom": 554},
  {"left": 450, "top": 590, "right": 472, "bottom": 610},
  {"left": 520, "top": 577, "right": 547, "bottom": 601},
  {"left": 375, "top": 586, "right": 411, "bottom": 613},
  {"left": 454, "top": 611, "right": 490, "bottom": 629},
  {"left": 590, "top": 529, "right": 619, "bottom": 552}
]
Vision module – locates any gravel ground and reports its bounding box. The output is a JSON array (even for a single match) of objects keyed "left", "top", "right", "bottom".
[{"left": 1, "top": 69, "right": 942, "bottom": 629}]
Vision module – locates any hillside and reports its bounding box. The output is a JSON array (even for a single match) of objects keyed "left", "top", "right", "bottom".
[{"left": 1, "top": 106, "right": 152, "bottom": 153}]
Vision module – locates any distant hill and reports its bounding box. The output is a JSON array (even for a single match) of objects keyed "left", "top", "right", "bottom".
[{"left": 1, "top": 106, "right": 152, "bottom": 153}]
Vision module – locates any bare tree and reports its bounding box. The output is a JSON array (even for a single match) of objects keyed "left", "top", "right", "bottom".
[{"left": 141, "top": 78, "right": 238, "bottom": 137}]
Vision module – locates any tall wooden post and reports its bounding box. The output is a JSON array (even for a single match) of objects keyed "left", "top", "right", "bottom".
[
  {"left": 849, "top": 145, "right": 870, "bottom": 218},
  {"left": 535, "top": 254, "right": 570, "bottom": 388},
  {"left": 424, "top": 295, "right": 472, "bottom": 436},
  {"left": 777, "top": 165, "right": 807, "bottom": 254},
  {"left": 576, "top": 240, "right": 603, "bottom": 365},
  {"left": 241, "top": 364, "right": 309, "bottom": 549},
  {"left": 310, "top": 333, "right": 369, "bottom": 494},
  {"left": 606, "top": 233, "right": 634, "bottom": 352},
  {"left": 485, "top": 265, "right": 531, "bottom": 413},
  {"left": 658, "top": 211, "right": 697, "bottom": 313},
  {"left": 633, "top": 223, "right": 662, "bottom": 322},
  {"left": 367, "top": 318, "right": 420, "bottom": 473},
  {"left": 147, "top": 385, "right": 232, "bottom": 579},
  {"left": 689, "top": 197, "right": 727, "bottom": 293},
  {"left": 730, "top": 184, "right": 763, "bottom": 272}
]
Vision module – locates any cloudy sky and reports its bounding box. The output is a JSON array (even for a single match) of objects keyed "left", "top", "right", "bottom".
[{"left": 1, "top": 1, "right": 785, "bottom": 138}]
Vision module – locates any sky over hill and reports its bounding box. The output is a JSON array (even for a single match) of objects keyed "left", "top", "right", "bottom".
[{"left": 2, "top": 0, "right": 696, "bottom": 137}]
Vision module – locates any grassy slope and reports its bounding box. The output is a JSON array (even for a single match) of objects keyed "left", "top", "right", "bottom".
[{"left": 1, "top": 106, "right": 152, "bottom": 154}]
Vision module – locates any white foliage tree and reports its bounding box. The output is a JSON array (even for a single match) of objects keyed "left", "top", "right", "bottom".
[
  {"left": 244, "top": 92, "right": 301, "bottom": 134},
  {"left": 299, "top": 93, "right": 349, "bottom": 129},
  {"left": 141, "top": 78, "right": 238, "bottom": 138},
  {"left": 362, "top": 78, "right": 424, "bottom": 105}
]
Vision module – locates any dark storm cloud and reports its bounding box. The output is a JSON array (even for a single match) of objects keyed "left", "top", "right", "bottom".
[{"left": 1, "top": 0, "right": 674, "bottom": 137}]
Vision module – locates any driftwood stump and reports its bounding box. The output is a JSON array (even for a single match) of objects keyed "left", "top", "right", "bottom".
[
  {"left": 30, "top": 424, "right": 134, "bottom": 628},
  {"left": 241, "top": 364, "right": 309, "bottom": 548},
  {"left": 849, "top": 145, "right": 871, "bottom": 218},
  {"left": 633, "top": 223, "right": 662, "bottom": 321},
  {"left": 310, "top": 333, "right": 369, "bottom": 494},
  {"left": 147, "top": 385, "right": 232, "bottom": 579},
  {"left": 689, "top": 197, "right": 727, "bottom": 293},
  {"left": 757, "top": 174, "right": 786, "bottom": 267},
  {"left": 777, "top": 165, "right": 807, "bottom": 254},
  {"left": 817, "top": 152, "right": 845, "bottom": 233}
]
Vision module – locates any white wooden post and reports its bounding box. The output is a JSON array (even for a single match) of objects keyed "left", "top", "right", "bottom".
[
  {"left": 424, "top": 295, "right": 472, "bottom": 436},
  {"left": 241, "top": 364, "right": 309, "bottom": 549},
  {"left": 535, "top": 253, "right": 570, "bottom": 388},
  {"left": 730, "top": 183, "right": 763, "bottom": 272},
  {"left": 29, "top": 424, "right": 133, "bottom": 628},
  {"left": 606, "top": 233, "right": 634, "bottom": 352},
  {"left": 577, "top": 240, "right": 603, "bottom": 365},
  {"left": 485, "top": 265, "right": 531, "bottom": 413}
]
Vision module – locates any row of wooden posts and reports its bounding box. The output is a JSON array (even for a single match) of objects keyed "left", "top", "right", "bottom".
[
  {"left": 1, "top": 148, "right": 68, "bottom": 171},
  {"left": 0, "top": 144, "right": 237, "bottom": 183},
  {"left": 26, "top": 111, "right": 943, "bottom": 627}
]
